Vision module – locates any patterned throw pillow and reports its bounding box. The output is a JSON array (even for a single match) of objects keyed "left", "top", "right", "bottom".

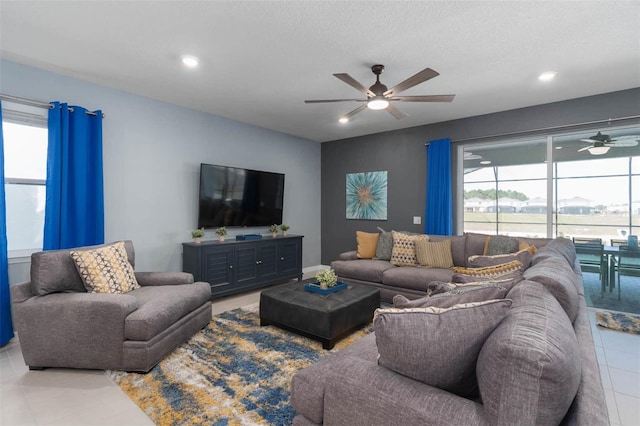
[
  {"left": 484, "top": 235, "right": 520, "bottom": 256},
  {"left": 452, "top": 260, "right": 523, "bottom": 279},
  {"left": 394, "top": 285, "right": 508, "bottom": 309},
  {"left": 356, "top": 231, "right": 379, "bottom": 259},
  {"left": 467, "top": 248, "right": 532, "bottom": 269},
  {"left": 375, "top": 227, "right": 394, "bottom": 260},
  {"left": 374, "top": 299, "right": 512, "bottom": 396},
  {"left": 415, "top": 239, "right": 454, "bottom": 268},
  {"left": 70, "top": 241, "right": 140, "bottom": 294},
  {"left": 390, "top": 231, "right": 429, "bottom": 266}
]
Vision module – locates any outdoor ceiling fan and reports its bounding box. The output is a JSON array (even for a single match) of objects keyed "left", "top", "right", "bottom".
[
  {"left": 578, "top": 131, "right": 640, "bottom": 155},
  {"left": 304, "top": 64, "right": 455, "bottom": 122}
]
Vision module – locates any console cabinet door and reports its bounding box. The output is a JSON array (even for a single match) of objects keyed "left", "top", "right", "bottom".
[
  {"left": 278, "top": 238, "right": 302, "bottom": 279},
  {"left": 235, "top": 244, "right": 259, "bottom": 287},
  {"left": 257, "top": 241, "right": 279, "bottom": 281},
  {"left": 202, "top": 246, "right": 234, "bottom": 294}
]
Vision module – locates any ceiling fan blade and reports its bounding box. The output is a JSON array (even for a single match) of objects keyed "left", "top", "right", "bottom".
[
  {"left": 580, "top": 138, "right": 597, "bottom": 143},
  {"left": 333, "top": 73, "right": 375, "bottom": 97},
  {"left": 390, "top": 95, "right": 456, "bottom": 102},
  {"left": 577, "top": 146, "right": 592, "bottom": 152},
  {"left": 610, "top": 135, "right": 640, "bottom": 147},
  {"left": 386, "top": 103, "right": 407, "bottom": 119},
  {"left": 340, "top": 104, "right": 368, "bottom": 121},
  {"left": 383, "top": 68, "right": 439, "bottom": 97},
  {"left": 304, "top": 99, "right": 366, "bottom": 103}
]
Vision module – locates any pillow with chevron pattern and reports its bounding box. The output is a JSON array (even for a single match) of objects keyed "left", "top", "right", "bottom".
[
  {"left": 452, "top": 260, "right": 523, "bottom": 279},
  {"left": 70, "top": 241, "right": 140, "bottom": 294}
]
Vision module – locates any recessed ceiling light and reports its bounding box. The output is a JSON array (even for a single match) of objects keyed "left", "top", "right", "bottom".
[
  {"left": 480, "top": 160, "right": 491, "bottom": 165},
  {"left": 338, "top": 117, "right": 349, "bottom": 124},
  {"left": 555, "top": 146, "right": 563, "bottom": 150},
  {"left": 181, "top": 55, "right": 199, "bottom": 68},
  {"left": 538, "top": 71, "right": 557, "bottom": 82}
]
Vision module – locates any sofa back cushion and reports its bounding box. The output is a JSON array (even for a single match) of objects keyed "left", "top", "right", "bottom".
[
  {"left": 523, "top": 256, "right": 579, "bottom": 322},
  {"left": 477, "top": 280, "right": 581, "bottom": 426},
  {"left": 532, "top": 237, "right": 576, "bottom": 266},
  {"left": 31, "top": 240, "right": 135, "bottom": 296}
]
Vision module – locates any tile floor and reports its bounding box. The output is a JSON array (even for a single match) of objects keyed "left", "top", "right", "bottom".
[{"left": 1, "top": 283, "right": 639, "bottom": 425}]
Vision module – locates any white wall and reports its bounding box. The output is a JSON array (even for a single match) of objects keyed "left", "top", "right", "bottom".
[{"left": 1, "top": 59, "right": 321, "bottom": 276}]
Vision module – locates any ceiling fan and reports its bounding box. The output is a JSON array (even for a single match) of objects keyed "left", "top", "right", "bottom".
[
  {"left": 578, "top": 131, "right": 640, "bottom": 155},
  {"left": 304, "top": 64, "right": 455, "bottom": 122}
]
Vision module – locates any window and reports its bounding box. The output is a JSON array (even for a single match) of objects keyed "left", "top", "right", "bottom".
[
  {"left": 2, "top": 102, "right": 48, "bottom": 255},
  {"left": 460, "top": 125, "right": 640, "bottom": 244}
]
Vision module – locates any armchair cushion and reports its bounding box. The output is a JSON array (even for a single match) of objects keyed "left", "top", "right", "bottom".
[
  {"left": 70, "top": 241, "right": 140, "bottom": 294},
  {"left": 124, "top": 282, "right": 211, "bottom": 341}
]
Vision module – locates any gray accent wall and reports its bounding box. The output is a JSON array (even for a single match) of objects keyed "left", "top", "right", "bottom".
[
  {"left": 321, "top": 88, "right": 640, "bottom": 263},
  {"left": 1, "top": 59, "right": 321, "bottom": 281}
]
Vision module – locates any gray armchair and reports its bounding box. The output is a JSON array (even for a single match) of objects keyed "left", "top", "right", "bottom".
[{"left": 10, "top": 241, "right": 212, "bottom": 372}]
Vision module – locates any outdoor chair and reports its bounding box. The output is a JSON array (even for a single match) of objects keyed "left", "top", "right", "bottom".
[
  {"left": 572, "top": 237, "right": 607, "bottom": 289},
  {"left": 616, "top": 246, "right": 640, "bottom": 300}
]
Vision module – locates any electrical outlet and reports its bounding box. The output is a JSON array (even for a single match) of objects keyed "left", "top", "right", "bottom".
[{"left": 413, "top": 216, "right": 421, "bottom": 225}]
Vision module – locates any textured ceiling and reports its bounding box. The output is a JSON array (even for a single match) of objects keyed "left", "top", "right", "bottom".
[{"left": 1, "top": 1, "right": 639, "bottom": 142}]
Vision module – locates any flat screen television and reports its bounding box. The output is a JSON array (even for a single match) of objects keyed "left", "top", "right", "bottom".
[{"left": 198, "top": 163, "right": 285, "bottom": 228}]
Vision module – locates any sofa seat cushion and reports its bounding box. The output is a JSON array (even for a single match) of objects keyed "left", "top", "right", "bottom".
[
  {"left": 331, "top": 259, "right": 394, "bottom": 283},
  {"left": 477, "top": 280, "right": 581, "bottom": 426},
  {"left": 382, "top": 267, "right": 454, "bottom": 291},
  {"left": 124, "top": 282, "right": 211, "bottom": 341}
]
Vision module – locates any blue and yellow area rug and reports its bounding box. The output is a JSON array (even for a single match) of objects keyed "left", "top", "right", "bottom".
[
  {"left": 596, "top": 310, "right": 640, "bottom": 335},
  {"left": 107, "top": 304, "right": 373, "bottom": 425}
]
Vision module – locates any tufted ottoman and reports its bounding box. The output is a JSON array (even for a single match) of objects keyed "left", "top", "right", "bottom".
[{"left": 259, "top": 279, "right": 380, "bottom": 349}]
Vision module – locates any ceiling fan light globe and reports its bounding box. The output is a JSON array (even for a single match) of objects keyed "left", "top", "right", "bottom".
[
  {"left": 587, "top": 146, "right": 610, "bottom": 155},
  {"left": 368, "top": 97, "right": 389, "bottom": 110}
]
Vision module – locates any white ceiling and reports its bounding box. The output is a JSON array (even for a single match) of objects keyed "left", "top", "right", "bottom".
[{"left": 1, "top": 1, "right": 639, "bottom": 142}]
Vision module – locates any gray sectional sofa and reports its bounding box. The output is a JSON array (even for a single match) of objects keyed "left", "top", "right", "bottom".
[
  {"left": 10, "top": 241, "right": 212, "bottom": 372},
  {"left": 291, "top": 236, "right": 609, "bottom": 425},
  {"left": 331, "top": 232, "right": 550, "bottom": 303}
]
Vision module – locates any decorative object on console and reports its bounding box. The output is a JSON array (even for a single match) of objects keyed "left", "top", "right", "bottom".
[
  {"left": 215, "top": 226, "right": 227, "bottom": 242},
  {"left": 346, "top": 171, "right": 387, "bottom": 220},
  {"left": 269, "top": 224, "right": 279, "bottom": 237},
  {"left": 280, "top": 224, "right": 290, "bottom": 236},
  {"left": 191, "top": 227, "right": 205, "bottom": 244},
  {"left": 235, "top": 234, "right": 262, "bottom": 241}
]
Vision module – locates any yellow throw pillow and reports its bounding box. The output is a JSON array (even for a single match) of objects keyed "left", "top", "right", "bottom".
[
  {"left": 519, "top": 241, "right": 538, "bottom": 255},
  {"left": 70, "top": 241, "right": 140, "bottom": 294},
  {"left": 390, "top": 231, "right": 429, "bottom": 266},
  {"left": 415, "top": 239, "right": 454, "bottom": 268},
  {"left": 356, "top": 231, "right": 379, "bottom": 259},
  {"left": 452, "top": 260, "right": 523, "bottom": 279}
]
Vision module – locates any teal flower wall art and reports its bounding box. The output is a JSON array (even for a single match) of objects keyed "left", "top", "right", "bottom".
[{"left": 346, "top": 171, "right": 387, "bottom": 220}]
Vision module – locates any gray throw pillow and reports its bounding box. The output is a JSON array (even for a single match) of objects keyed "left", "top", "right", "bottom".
[
  {"left": 485, "top": 235, "right": 520, "bottom": 255},
  {"left": 374, "top": 299, "right": 512, "bottom": 396},
  {"left": 374, "top": 227, "right": 393, "bottom": 261},
  {"left": 393, "top": 285, "right": 508, "bottom": 309}
]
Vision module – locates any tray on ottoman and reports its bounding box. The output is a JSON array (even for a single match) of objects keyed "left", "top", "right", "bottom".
[{"left": 259, "top": 279, "right": 380, "bottom": 349}]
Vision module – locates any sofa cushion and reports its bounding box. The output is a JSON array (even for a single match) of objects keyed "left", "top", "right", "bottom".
[
  {"left": 415, "top": 239, "right": 454, "bottom": 268},
  {"left": 356, "top": 231, "right": 379, "bottom": 259},
  {"left": 452, "top": 260, "right": 523, "bottom": 279},
  {"left": 477, "top": 281, "right": 581, "bottom": 426},
  {"left": 70, "top": 241, "right": 140, "bottom": 294},
  {"left": 374, "top": 299, "right": 512, "bottom": 396},
  {"left": 375, "top": 227, "right": 393, "bottom": 260},
  {"left": 428, "top": 234, "right": 467, "bottom": 267},
  {"left": 467, "top": 248, "right": 532, "bottom": 269},
  {"left": 331, "top": 259, "right": 395, "bottom": 283},
  {"left": 390, "top": 232, "right": 429, "bottom": 266},
  {"left": 532, "top": 237, "right": 576, "bottom": 266},
  {"left": 484, "top": 235, "right": 521, "bottom": 255},
  {"left": 383, "top": 266, "right": 454, "bottom": 291},
  {"left": 125, "top": 282, "right": 211, "bottom": 341},
  {"left": 523, "top": 256, "right": 579, "bottom": 322},
  {"left": 393, "top": 285, "right": 508, "bottom": 308},
  {"left": 30, "top": 240, "right": 135, "bottom": 296}
]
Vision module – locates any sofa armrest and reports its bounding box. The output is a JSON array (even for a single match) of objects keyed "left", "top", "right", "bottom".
[
  {"left": 12, "top": 292, "right": 139, "bottom": 369},
  {"left": 135, "top": 271, "right": 194, "bottom": 286},
  {"left": 339, "top": 251, "right": 358, "bottom": 261},
  {"left": 10, "top": 282, "right": 34, "bottom": 304}
]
